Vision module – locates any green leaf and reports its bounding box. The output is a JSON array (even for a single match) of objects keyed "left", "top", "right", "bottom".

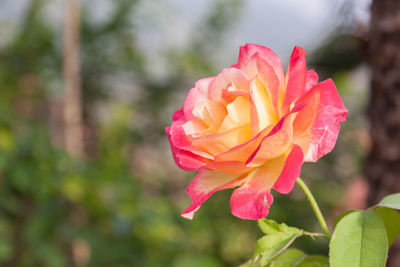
[
  {"left": 333, "top": 210, "right": 357, "bottom": 228},
  {"left": 258, "top": 219, "right": 301, "bottom": 236},
  {"left": 255, "top": 230, "right": 302, "bottom": 266},
  {"left": 269, "top": 249, "right": 306, "bottom": 267},
  {"left": 298, "top": 255, "right": 328, "bottom": 267},
  {"left": 329, "top": 210, "right": 388, "bottom": 267},
  {"left": 254, "top": 219, "right": 305, "bottom": 266},
  {"left": 374, "top": 207, "right": 400, "bottom": 246},
  {"left": 237, "top": 260, "right": 251, "bottom": 267},
  {"left": 237, "top": 259, "right": 261, "bottom": 267},
  {"left": 377, "top": 193, "right": 400, "bottom": 210},
  {"left": 268, "top": 249, "right": 328, "bottom": 267}
]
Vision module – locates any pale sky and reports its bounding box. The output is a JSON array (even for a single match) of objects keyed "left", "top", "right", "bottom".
[
  {"left": 0, "top": 0, "right": 371, "bottom": 68},
  {"left": 133, "top": 0, "right": 370, "bottom": 70}
]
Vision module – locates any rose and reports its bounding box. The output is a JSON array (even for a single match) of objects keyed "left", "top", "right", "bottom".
[{"left": 166, "top": 44, "right": 347, "bottom": 220}]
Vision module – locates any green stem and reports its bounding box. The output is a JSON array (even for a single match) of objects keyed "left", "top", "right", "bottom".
[{"left": 296, "top": 177, "right": 332, "bottom": 240}]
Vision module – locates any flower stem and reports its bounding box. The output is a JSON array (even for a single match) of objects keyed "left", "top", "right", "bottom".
[{"left": 296, "top": 177, "right": 332, "bottom": 240}]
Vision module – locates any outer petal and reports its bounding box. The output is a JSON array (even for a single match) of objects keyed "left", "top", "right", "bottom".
[
  {"left": 272, "top": 144, "right": 304, "bottom": 194},
  {"left": 238, "top": 43, "right": 284, "bottom": 84},
  {"left": 181, "top": 170, "right": 245, "bottom": 219},
  {"left": 230, "top": 152, "right": 289, "bottom": 220},
  {"left": 282, "top": 46, "right": 307, "bottom": 112},
  {"left": 292, "top": 79, "right": 348, "bottom": 162},
  {"left": 173, "top": 150, "right": 210, "bottom": 171},
  {"left": 166, "top": 126, "right": 209, "bottom": 171},
  {"left": 169, "top": 120, "right": 214, "bottom": 159},
  {"left": 172, "top": 108, "right": 185, "bottom": 122}
]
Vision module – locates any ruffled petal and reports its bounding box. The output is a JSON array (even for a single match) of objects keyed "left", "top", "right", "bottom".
[
  {"left": 192, "top": 99, "right": 227, "bottom": 130},
  {"left": 292, "top": 79, "right": 348, "bottom": 162},
  {"left": 209, "top": 68, "right": 250, "bottom": 101},
  {"left": 181, "top": 170, "right": 245, "bottom": 219},
  {"left": 169, "top": 121, "right": 214, "bottom": 159},
  {"left": 184, "top": 77, "right": 215, "bottom": 120},
  {"left": 191, "top": 124, "right": 251, "bottom": 156},
  {"left": 219, "top": 96, "right": 250, "bottom": 132},
  {"left": 223, "top": 83, "right": 249, "bottom": 100},
  {"left": 165, "top": 126, "right": 209, "bottom": 171},
  {"left": 214, "top": 124, "right": 274, "bottom": 162},
  {"left": 182, "top": 119, "right": 208, "bottom": 138},
  {"left": 230, "top": 152, "right": 290, "bottom": 220},
  {"left": 246, "top": 112, "right": 295, "bottom": 168},
  {"left": 213, "top": 103, "right": 304, "bottom": 164},
  {"left": 238, "top": 43, "right": 284, "bottom": 84}
]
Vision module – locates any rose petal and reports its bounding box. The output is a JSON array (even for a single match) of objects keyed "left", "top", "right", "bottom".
[
  {"left": 249, "top": 78, "right": 278, "bottom": 135},
  {"left": 166, "top": 126, "right": 209, "bottom": 171},
  {"left": 293, "top": 79, "right": 348, "bottom": 162},
  {"left": 272, "top": 144, "right": 304, "bottom": 194},
  {"left": 172, "top": 108, "right": 185, "bottom": 122},
  {"left": 184, "top": 77, "right": 215, "bottom": 120},
  {"left": 230, "top": 151, "right": 290, "bottom": 220},
  {"left": 246, "top": 112, "right": 295, "bottom": 168},
  {"left": 169, "top": 121, "right": 214, "bottom": 159},
  {"left": 182, "top": 119, "right": 208, "bottom": 138},
  {"left": 306, "top": 69, "right": 318, "bottom": 92},
  {"left": 192, "top": 99, "right": 227, "bottom": 130},
  {"left": 209, "top": 68, "right": 250, "bottom": 101},
  {"left": 282, "top": 46, "right": 307, "bottom": 113},
  {"left": 222, "top": 83, "right": 249, "bottom": 101},
  {"left": 206, "top": 160, "right": 252, "bottom": 174},
  {"left": 214, "top": 124, "right": 274, "bottom": 162},
  {"left": 238, "top": 43, "right": 284, "bottom": 84},
  {"left": 214, "top": 103, "right": 304, "bottom": 163},
  {"left": 173, "top": 149, "right": 210, "bottom": 171},
  {"left": 257, "top": 57, "right": 281, "bottom": 116},
  {"left": 231, "top": 187, "right": 273, "bottom": 220},
  {"left": 219, "top": 96, "right": 250, "bottom": 132},
  {"left": 181, "top": 170, "right": 245, "bottom": 219},
  {"left": 191, "top": 124, "right": 251, "bottom": 156}
]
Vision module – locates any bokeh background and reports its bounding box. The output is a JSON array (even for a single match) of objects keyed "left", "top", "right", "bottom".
[{"left": 0, "top": 0, "right": 385, "bottom": 266}]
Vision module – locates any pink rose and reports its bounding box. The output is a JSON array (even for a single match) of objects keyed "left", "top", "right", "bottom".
[{"left": 166, "top": 44, "right": 347, "bottom": 220}]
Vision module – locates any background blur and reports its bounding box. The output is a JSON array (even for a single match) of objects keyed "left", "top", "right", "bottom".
[{"left": 0, "top": 0, "right": 372, "bottom": 266}]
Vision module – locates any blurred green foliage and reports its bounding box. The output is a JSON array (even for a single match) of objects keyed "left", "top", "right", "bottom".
[{"left": 0, "top": 0, "right": 365, "bottom": 266}]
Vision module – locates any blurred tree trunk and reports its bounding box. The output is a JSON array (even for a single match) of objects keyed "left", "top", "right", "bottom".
[
  {"left": 367, "top": 0, "right": 400, "bottom": 266},
  {"left": 63, "top": 0, "right": 84, "bottom": 157}
]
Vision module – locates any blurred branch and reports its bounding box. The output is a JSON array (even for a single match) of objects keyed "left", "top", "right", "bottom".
[
  {"left": 366, "top": 0, "right": 400, "bottom": 265},
  {"left": 63, "top": 0, "right": 84, "bottom": 157},
  {"left": 4, "top": 198, "right": 35, "bottom": 267}
]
